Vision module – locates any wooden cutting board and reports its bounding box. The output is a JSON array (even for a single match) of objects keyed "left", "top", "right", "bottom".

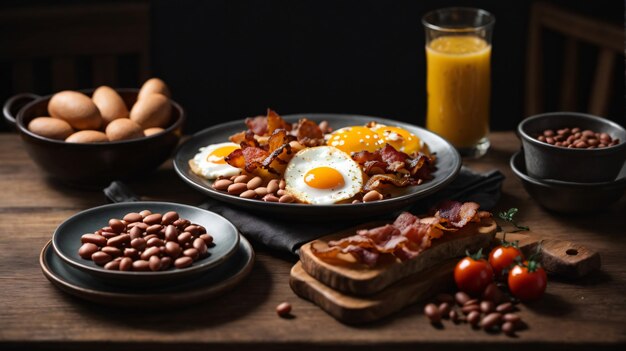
[
  {"left": 290, "top": 259, "right": 456, "bottom": 324},
  {"left": 299, "top": 217, "right": 497, "bottom": 295}
]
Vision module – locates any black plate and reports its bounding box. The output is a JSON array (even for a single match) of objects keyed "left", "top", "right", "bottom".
[
  {"left": 174, "top": 114, "right": 461, "bottom": 219},
  {"left": 52, "top": 202, "right": 240, "bottom": 286},
  {"left": 41, "top": 235, "right": 254, "bottom": 307}
]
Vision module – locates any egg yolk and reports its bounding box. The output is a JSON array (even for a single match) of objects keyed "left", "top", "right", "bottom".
[
  {"left": 374, "top": 126, "right": 421, "bottom": 154},
  {"left": 327, "top": 126, "right": 384, "bottom": 154},
  {"left": 206, "top": 145, "right": 239, "bottom": 164},
  {"left": 304, "top": 167, "right": 345, "bottom": 189}
]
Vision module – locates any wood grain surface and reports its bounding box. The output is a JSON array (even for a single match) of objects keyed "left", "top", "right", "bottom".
[{"left": 1, "top": 132, "right": 625, "bottom": 350}]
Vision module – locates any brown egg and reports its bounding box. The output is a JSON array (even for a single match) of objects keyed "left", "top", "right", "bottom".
[
  {"left": 130, "top": 93, "right": 171, "bottom": 129},
  {"left": 27, "top": 117, "right": 74, "bottom": 140},
  {"left": 105, "top": 118, "right": 144, "bottom": 141},
  {"left": 48, "top": 91, "right": 102, "bottom": 130},
  {"left": 65, "top": 130, "right": 109, "bottom": 143},
  {"left": 137, "top": 78, "right": 170, "bottom": 100},
  {"left": 143, "top": 127, "right": 165, "bottom": 136},
  {"left": 92, "top": 86, "right": 129, "bottom": 126}
]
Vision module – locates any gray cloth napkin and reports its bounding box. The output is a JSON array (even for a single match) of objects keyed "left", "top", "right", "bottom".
[
  {"left": 197, "top": 167, "right": 505, "bottom": 255},
  {"left": 104, "top": 167, "right": 504, "bottom": 255}
]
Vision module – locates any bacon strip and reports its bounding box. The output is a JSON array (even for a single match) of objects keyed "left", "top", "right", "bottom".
[{"left": 312, "top": 201, "right": 491, "bottom": 267}]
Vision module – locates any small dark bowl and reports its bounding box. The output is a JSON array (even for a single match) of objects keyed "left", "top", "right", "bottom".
[
  {"left": 518, "top": 112, "right": 626, "bottom": 183},
  {"left": 2, "top": 89, "right": 185, "bottom": 187},
  {"left": 511, "top": 151, "right": 626, "bottom": 214}
]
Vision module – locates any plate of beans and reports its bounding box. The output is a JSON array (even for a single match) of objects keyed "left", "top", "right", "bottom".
[{"left": 52, "top": 202, "right": 240, "bottom": 286}]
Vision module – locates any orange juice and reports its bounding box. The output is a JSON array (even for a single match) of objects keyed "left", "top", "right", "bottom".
[{"left": 426, "top": 35, "right": 491, "bottom": 148}]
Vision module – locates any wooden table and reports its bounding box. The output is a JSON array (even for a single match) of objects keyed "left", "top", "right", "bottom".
[{"left": 1, "top": 132, "right": 624, "bottom": 350}]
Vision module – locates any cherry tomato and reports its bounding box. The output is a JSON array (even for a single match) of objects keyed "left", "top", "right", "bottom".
[
  {"left": 508, "top": 260, "right": 547, "bottom": 301},
  {"left": 489, "top": 245, "right": 524, "bottom": 276},
  {"left": 454, "top": 250, "right": 494, "bottom": 296}
]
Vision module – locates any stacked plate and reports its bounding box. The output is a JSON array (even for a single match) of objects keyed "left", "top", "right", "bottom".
[{"left": 40, "top": 202, "right": 254, "bottom": 307}]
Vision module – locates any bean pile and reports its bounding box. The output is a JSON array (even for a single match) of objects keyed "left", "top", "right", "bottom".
[
  {"left": 424, "top": 283, "right": 525, "bottom": 336},
  {"left": 536, "top": 127, "right": 620, "bottom": 149},
  {"left": 213, "top": 175, "right": 384, "bottom": 204},
  {"left": 78, "top": 210, "right": 214, "bottom": 271}
]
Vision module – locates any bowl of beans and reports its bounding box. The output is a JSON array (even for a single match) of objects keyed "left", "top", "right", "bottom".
[
  {"left": 518, "top": 112, "right": 626, "bottom": 183},
  {"left": 52, "top": 202, "right": 240, "bottom": 286}
]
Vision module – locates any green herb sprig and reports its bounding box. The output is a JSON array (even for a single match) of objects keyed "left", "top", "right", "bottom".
[{"left": 498, "top": 208, "right": 530, "bottom": 233}]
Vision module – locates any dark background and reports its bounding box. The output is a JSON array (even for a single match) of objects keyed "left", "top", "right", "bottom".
[{"left": 1, "top": 0, "right": 624, "bottom": 133}]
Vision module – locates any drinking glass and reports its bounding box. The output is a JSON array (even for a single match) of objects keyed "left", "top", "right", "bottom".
[{"left": 423, "top": 8, "right": 495, "bottom": 157}]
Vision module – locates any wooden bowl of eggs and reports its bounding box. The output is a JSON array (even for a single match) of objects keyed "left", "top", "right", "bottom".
[{"left": 2, "top": 79, "right": 184, "bottom": 186}]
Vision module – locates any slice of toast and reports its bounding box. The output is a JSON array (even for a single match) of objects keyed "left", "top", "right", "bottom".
[{"left": 299, "top": 217, "right": 497, "bottom": 296}]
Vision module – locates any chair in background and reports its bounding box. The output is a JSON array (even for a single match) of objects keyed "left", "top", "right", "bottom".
[
  {"left": 525, "top": 1, "right": 624, "bottom": 117},
  {"left": 0, "top": 2, "right": 151, "bottom": 93}
]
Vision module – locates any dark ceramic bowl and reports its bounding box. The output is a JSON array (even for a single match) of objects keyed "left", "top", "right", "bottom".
[
  {"left": 510, "top": 151, "right": 626, "bottom": 214},
  {"left": 52, "top": 202, "right": 240, "bottom": 287},
  {"left": 2, "top": 89, "right": 185, "bottom": 187},
  {"left": 518, "top": 112, "right": 626, "bottom": 183}
]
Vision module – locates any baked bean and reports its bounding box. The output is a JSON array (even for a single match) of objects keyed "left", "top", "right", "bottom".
[
  {"left": 123, "top": 212, "right": 143, "bottom": 223},
  {"left": 81, "top": 233, "right": 107, "bottom": 246},
  {"left": 139, "top": 210, "right": 152, "bottom": 218},
  {"left": 143, "top": 213, "right": 162, "bottom": 225},
  {"left": 455, "top": 291, "right": 471, "bottom": 306},
  {"left": 240, "top": 190, "right": 257, "bottom": 199},
  {"left": 247, "top": 176, "right": 263, "bottom": 190},
  {"left": 161, "top": 256, "right": 172, "bottom": 270},
  {"left": 141, "top": 246, "right": 161, "bottom": 260},
  {"left": 129, "top": 226, "right": 144, "bottom": 239},
  {"left": 461, "top": 304, "right": 480, "bottom": 314},
  {"left": 196, "top": 225, "right": 207, "bottom": 234},
  {"left": 165, "top": 241, "right": 182, "bottom": 258},
  {"left": 128, "top": 222, "right": 148, "bottom": 231},
  {"left": 101, "top": 231, "right": 118, "bottom": 239},
  {"left": 193, "top": 238, "right": 208, "bottom": 256},
  {"left": 463, "top": 299, "right": 479, "bottom": 306},
  {"left": 172, "top": 218, "right": 190, "bottom": 229},
  {"left": 124, "top": 248, "right": 139, "bottom": 259},
  {"left": 449, "top": 309, "right": 459, "bottom": 323},
  {"left": 537, "top": 127, "right": 619, "bottom": 148},
  {"left": 502, "top": 321, "right": 516, "bottom": 335},
  {"left": 480, "top": 300, "right": 495, "bottom": 313},
  {"left": 496, "top": 302, "right": 514, "bottom": 313},
  {"left": 104, "top": 260, "right": 120, "bottom": 270},
  {"left": 107, "top": 234, "right": 130, "bottom": 248},
  {"left": 279, "top": 194, "right": 295, "bottom": 203},
  {"left": 175, "top": 256, "right": 193, "bottom": 268},
  {"left": 254, "top": 187, "right": 268, "bottom": 196},
  {"left": 438, "top": 302, "right": 452, "bottom": 317},
  {"left": 162, "top": 211, "right": 179, "bottom": 225},
  {"left": 165, "top": 225, "right": 178, "bottom": 241},
  {"left": 119, "top": 257, "right": 132, "bottom": 271},
  {"left": 91, "top": 251, "right": 112, "bottom": 266},
  {"left": 213, "top": 179, "right": 232, "bottom": 191},
  {"left": 101, "top": 246, "right": 122, "bottom": 257},
  {"left": 184, "top": 225, "right": 201, "bottom": 236},
  {"left": 108, "top": 219, "right": 125, "bottom": 233},
  {"left": 200, "top": 233, "right": 214, "bottom": 246},
  {"left": 267, "top": 179, "right": 279, "bottom": 194},
  {"left": 481, "top": 312, "right": 502, "bottom": 330},
  {"left": 177, "top": 232, "right": 192, "bottom": 244},
  {"left": 363, "top": 190, "right": 383, "bottom": 202},
  {"left": 276, "top": 302, "right": 292, "bottom": 317},
  {"left": 263, "top": 194, "right": 279, "bottom": 202},
  {"left": 424, "top": 303, "right": 441, "bottom": 323},
  {"left": 147, "top": 237, "right": 164, "bottom": 247},
  {"left": 184, "top": 248, "right": 200, "bottom": 261},
  {"left": 234, "top": 175, "right": 249, "bottom": 183},
  {"left": 146, "top": 224, "right": 162, "bottom": 234},
  {"left": 279, "top": 179, "right": 286, "bottom": 189},
  {"left": 130, "top": 237, "right": 146, "bottom": 250},
  {"left": 543, "top": 129, "right": 555, "bottom": 137},
  {"left": 144, "top": 234, "right": 158, "bottom": 242},
  {"left": 227, "top": 183, "right": 248, "bottom": 195},
  {"left": 503, "top": 313, "right": 521, "bottom": 324},
  {"left": 149, "top": 255, "right": 162, "bottom": 271},
  {"left": 277, "top": 189, "right": 286, "bottom": 196},
  {"left": 132, "top": 260, "right": 150, "bottom": 271},
  {"left": 79, "top": 243, "right": 99, "bottom": 259},
  {"left": 482, "top": 283, "right": 504, "bottom": 303},
  {"left": 467, "top": 311, "right": 481, "bottom": 326},
  {"left": 352, "top": 199, "right": 361, "bottom": 204}
]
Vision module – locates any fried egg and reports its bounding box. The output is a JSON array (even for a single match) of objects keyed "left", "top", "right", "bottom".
[
  {"left": 191, "top": 142, "right": 242, "bottom": 179},
  {"left": 284, "top": 146, "right": 364, "bottom": 204},
  {"left": 327, "top": 123, "right": 421, "bottom": 155}
]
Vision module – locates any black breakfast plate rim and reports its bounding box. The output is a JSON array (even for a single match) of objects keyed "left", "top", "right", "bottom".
[
  {"left": 173, "top": 113, "right": 461, "bottom": 211},
  {"left": 40, "top": 235, "right": 254, "bottom": 305},
  {"left": 51, "top": 201, "right": 240, "bottom": 279}
]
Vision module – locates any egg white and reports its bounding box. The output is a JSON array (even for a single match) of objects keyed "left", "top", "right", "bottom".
[
  {"left": 192, "top": 142, "right": 242, "bottom": 179},
  {"left": 284, "top": 146, "right": 364, "bottom": 204}
]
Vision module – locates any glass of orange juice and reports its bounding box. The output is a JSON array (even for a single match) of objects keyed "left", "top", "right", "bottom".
[{"left": 422, "top": 8, "right": 495, "bottom": 157}]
